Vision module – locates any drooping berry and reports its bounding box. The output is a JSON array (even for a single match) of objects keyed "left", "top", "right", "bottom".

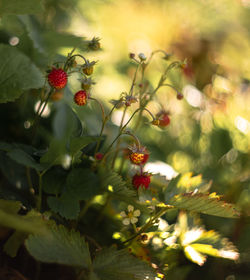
[
  {"left": 153, "top": 111, "right": 170, "bottom": 127},
  {"left": 74, "top": 90, "right": 87, "bottom": 106},
  {"left": 177, "top": 92, "right": 184, "bottom": 100},
  {"left": 48, "top": 68, "right": 67, "bottom": 89},
  {"left": 82, "top": 60, "right": 96, "bottom": 76},
  {"left": 132, "top": 173, "right": 151, "bottom": 189},
  {"left": 159, "top": 113, "right": 170, "bottom": 127}
]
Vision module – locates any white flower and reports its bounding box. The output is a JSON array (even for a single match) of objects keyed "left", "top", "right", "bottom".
[{"left": 120, "top": 205, "right": 141, "bottom": 225}]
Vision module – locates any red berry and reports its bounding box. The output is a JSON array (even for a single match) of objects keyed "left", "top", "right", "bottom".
[
  {"left": 177, "top": 92, "right": 184, "bottom": 100},
  {"left": 74, "top": 90, "right": 87, "bottom": 106},
  {"left": 48, "top": 68, "right": 67, "bottom": 89},
  {"left": 94, "top": 152, "right": 104, "bottom": 161},
  {"left": 132, "top": 173, "right": 151, "bottom": 189},
  {"left": 159, "top": 113, "right": 170, "bottom": 127}
]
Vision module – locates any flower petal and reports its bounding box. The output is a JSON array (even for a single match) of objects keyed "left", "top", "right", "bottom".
[
  {"left": 133, "top": 209, "right": 141, "bottom": 217},
  {"left": 120, "top": 211, "right": 127, "bottom": 218},
  {"left": 130, "top": 217, "right": 138, "bottom": 224},
  {"left": 128, "top": 205, "right": 134, "bottom": 212},
  {"left": 122, "top": 218, "right": 130, "bottom": 225}
]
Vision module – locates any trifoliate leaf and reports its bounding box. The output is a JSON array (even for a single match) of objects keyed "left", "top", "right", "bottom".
[
  {"left": 47, "top": 195, "right": 80, "bottom": 220},
  {"left": 170, "top": 192, "right": 240, "bottom": 218},
  {"left": 66, "top": 168, "right": 100, "bottom": 201},
  {"left": 93, "top": 247, "right": 156, "bottom": 280},
  {"left": 98, "top": 165, "right": 136, "bottom": 197},
  {"left": 25, "top": 223, "right": 91, "bottom": 268},
  {"left": 0, "top": 44, "right": 44, "bottom": 103}
]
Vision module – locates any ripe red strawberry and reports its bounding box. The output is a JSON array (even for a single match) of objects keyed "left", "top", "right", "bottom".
[
  {"left": 48, "top": 68, "right": 67, "bottom": 89},
  {"left": 132, "top": 173, "right": 151, "bottom": 189},
  {"left": 159, "top": 113, "right": 170, "bottom": 127},
  {"left": 153, "top": 111, "right": 170, "bottom": 127},
  {"left": 74, "top": 90, "right": 87, "bottom": 106},
  {"left": 94, "top": 152, "right": 104, "bottom": 161}
]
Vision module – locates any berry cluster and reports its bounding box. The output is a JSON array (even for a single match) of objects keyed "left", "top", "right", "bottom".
[{"left": 46, "top": 48, "right": 184, "bottom": 193}]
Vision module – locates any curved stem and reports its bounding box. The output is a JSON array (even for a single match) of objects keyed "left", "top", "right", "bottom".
[
  {"left": 162, "top": 83, "right": 181, "bottom": 95},
  {"left": 32, "top": 88, "right": 54, "bottom": 144},
  {"left": 89, "top": 97, "right": 105, "bottom": 122}
]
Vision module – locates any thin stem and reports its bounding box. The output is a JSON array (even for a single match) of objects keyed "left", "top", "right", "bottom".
[
  {"left": 78, "top": 199, "right": 94, "bottom": 222},
  {"left": 37, "top": 173, "right": 43, "bottom": 212},
  {"left": 111, "top": 107, "right": 127, "bottom": 168},
  {"left": 64, "top": 54, "right": 87, "bottom": 71},
  {"left": 129, "top": 63, "right": 140, "bottom": 96},
  {"left": 26, "top": 167, "right": 34, "bottom": 194},
  {"left": 162, "top": 83, "right": 181, "bottom": 95}
]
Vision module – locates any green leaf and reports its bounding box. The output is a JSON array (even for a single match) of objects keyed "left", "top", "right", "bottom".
[
  {"left": 4, "top": 231, "right": 27, "bottom": 257},
  {"left": 0, "top": 0, "right": 43, "bottom": 15},
  {"left": 92, "top": 247, "right": 156, "bottom": 280},
  {"left": 40, "top": 139, "right": 66, "bottom": 167},
  {"left": 43, "top": 31, "right": 88, "bottom": 52},
  {"left": 0, "top": 44, "right": 44, "bottom": 103},
  {"left": 43, "top": 168, "right": 67, "bottom": 195},
  {"left": 47, "top": 195, "right": 80, "bottom": 220},
  {"left": 7, "top": 148, "right": 44, "bottom": 171},
  {"left": 66, "top": 168, "right": 100, "bottom": 201},
  {"left": 69, "top": 136, "right": 100, "bottom": 157},
  {"left": 0, "top": 208, "right": 47, "bottom": 234},
  {"left": 53, "top": 103, "right": 82, "bottom": 140},
  {"left": 0, "top": 199, "right": 21, "bottom": 214},
  {"left": 98, "top": 165, "right": 136, "bottom": 197},
  {"left": 25, "top": 223, "right": 91, "bottom": 268},
  {"left": 170, "top": 192, "right": 240, "bottom": 218}
]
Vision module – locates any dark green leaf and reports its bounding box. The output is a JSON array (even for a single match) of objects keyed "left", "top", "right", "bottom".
[
  {"left": 53, "top": 103, "right": 82, "bottom": 140},
  {"left": 0, "top": 44, "right": 44, "bottom": 103},
  {"left": 66, "top": 168, "right": 100, "bottom": 201},
  {"left": 40, "top": 139, "right": 66, "bottom": 167},
  {"left": 7, "top": 148, "right": 44, "bottom": 171},
  {"left": 0, "top": 0, "right": 43, "bottom": 15},
  {"left": 93, "top": 247, "right": 156, "bottom": 280},
  {"left": 98, "top": 165, "right": 136, "bottom": 197},
  {"left": 69, "top": 136, "right": 100, "bottom": 157},
  {"left": 43, "top": 168, "right": 67, "bottom": 195},
  {"left": 25, "top": 223, "right": 91, "bottom": 268},
  {"left": 47, "top": 195, "right": 80, "bottom": 220}
]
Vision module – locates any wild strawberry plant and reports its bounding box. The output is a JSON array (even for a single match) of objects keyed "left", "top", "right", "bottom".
[{"left": 0, "top": 2, "right": 243, "bottom": 280}]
